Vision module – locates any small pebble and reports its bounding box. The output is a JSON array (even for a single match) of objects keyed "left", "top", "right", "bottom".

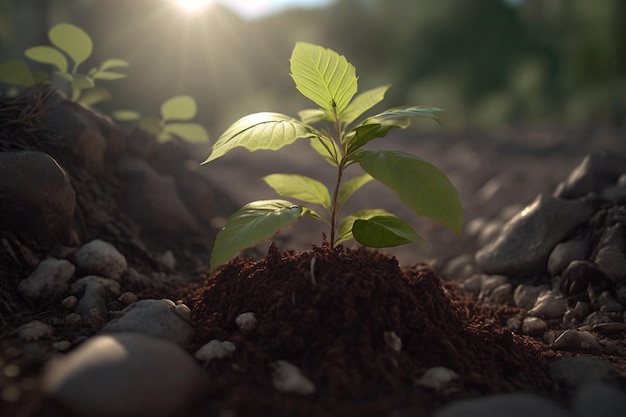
[
  {"left": 521, "top": 317, "right": 547, "bottom": 335},
  {"left": 271, "top": 360, "right": 315, "bottom": 395},
  {"left": 118, "top": 292, "right": 137, "bottom": 305},
  {"left": 415, "top": 366, "right": 459, "bottom": 390},
  {"left": 235, "top": 312, "right": 258, "bottom": 331},
  {"left": 15, "top": 320, "right": 53, "bottom": 341},
  {"left": 383, "top": 331, "right": 402, "bottom": 352},
  {"left": 194, "top": 340, "right": 236, "bottom": 362}
]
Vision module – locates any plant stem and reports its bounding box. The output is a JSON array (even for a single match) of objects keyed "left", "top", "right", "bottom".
[{"left": 329, "top": 109, "right": 345, "bottom": 248}]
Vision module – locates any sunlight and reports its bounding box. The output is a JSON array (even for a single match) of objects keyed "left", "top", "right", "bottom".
[{"left": 168, "top": 0, "right": 215, "bottom": 14}]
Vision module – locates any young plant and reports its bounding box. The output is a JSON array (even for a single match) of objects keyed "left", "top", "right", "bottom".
[
  {"left": 0, "top": 23, "right": 129, "bottom": 105},
  {"left": 203, "top": 42, "right": 463, "bottom": 271},
  {"left": 112, "top": 95, "right": 209, "bottom": 143}
]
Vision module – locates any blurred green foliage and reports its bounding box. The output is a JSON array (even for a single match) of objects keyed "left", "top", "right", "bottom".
[{"left": 1, "top": 0, "right": 624, "bottom": 130}]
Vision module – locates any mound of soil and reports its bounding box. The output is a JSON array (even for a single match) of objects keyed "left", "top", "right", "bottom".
[{"left": 190, "top": 243, "right": 559, "bottom": 417}]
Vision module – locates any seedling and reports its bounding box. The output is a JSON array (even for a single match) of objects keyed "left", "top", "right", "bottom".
[
  {"left": 203, "top": 42, "right": 463, "bottom": 270},
  {"left": 112, "top": 95, "right": 209, "bottom": 143},
  {"left": 0, "top": 23, "right": 128, "bottom": 106}
]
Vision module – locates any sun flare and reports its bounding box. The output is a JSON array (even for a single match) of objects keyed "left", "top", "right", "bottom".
[{"left": 168, "top": 0, "right": 215, "bottom": 14}]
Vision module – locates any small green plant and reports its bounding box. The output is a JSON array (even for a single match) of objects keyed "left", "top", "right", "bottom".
[
  {"left": 112, "top": 95, "right": 209, "bottom": 143},
  {"left": 0, "top": 23, "right": 129, "bottom": 105},
  {"left": 211, "top": 43, "right": 463, "bottom": 270}
]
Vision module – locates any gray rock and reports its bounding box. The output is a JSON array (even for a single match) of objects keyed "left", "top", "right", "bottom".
[
  {"left": 440, "top": 254, "right": 476, "bottom": 279},
  {"left": 102, "top": 299, "right": 194, "bottom": 346},
  {"left": 15, "top": 320, "right": 53, "bottom": 341},
  {"left": 71, "top": 276, "right": 120, "bottom": 328},
  {"left": 40, "top": 97, "right": 125, "bottom": 176},
  {"left": 42, "top": 333, "right": 207, "bottom": 417},
  {"left": 549, "top": 357, "right": 615, "bottom": 386},
  {"left": 573, "top": 382, "right": 626, "bottom": 417},
  {"left": 478, "top": 275, "right": 509, "bottom": 302},
  {"left": 548, "top": 236, "right": 590, "bottom": 277},
  {"left": 560, "top": 260, "right": 609, "bottom": 295},
  {"left": 596, "top": 291, "right": 623, "bottom": 313},
  {"left": 458, "top": 274, "right": 485, "bottom": 293},
  {"left": 115, "top": 156, "right": 204, "bottom": 237},
  {"left": 601, "top": 183, "right": 626, "bottom": 204},
  {"left": 74, "top": 239, "right": 127, "bottom": 281},
  {"left": 513, "top": 284, "right": 549, "bottom": 310},
  {"left": 594, "top": 248, "right": 626, "bottom": 285},
  {"left": 553, "top": 330, "right": 601, "bottom": 352},
  {"left": 18, "top": 258, "right": 75, "bottom": 303},
  {"left": 433, "top": 393, "right": 571, "bottom": 417},
  {"left": 616, "top": 284, "right": 626, "bottom": 304},
  {"left": 475, "top": 193, "right": 595, "bottom": 276},
  {"left": 554, "top": 152, "right": 626, "bottom": 199},
  {"left": 0, "top": 151, "right": 75, "bottom": 247},
  {"left": 563, "top": 302, "right": 592, "bottom": 327},
  {"left": 528, "top": 290, "right": 567, "bottom": 318}
]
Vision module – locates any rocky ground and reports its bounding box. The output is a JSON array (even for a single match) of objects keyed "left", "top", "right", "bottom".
[{"left": 1, "top": 87, "right": 626, "bottom": 417}]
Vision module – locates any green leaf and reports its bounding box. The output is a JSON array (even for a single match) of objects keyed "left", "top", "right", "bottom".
[
  {"left": 111, "top": 110, "right": 142, "bottom": 121},
  {"left": 263, "top": 173, "right": 331, "bottom": 209},
  {"left": 353, "top": 215, "right": 425, "bottom": 248},
  {"left": 210, "top": 200, "right": 306, "bottom": 271},
  {"left": 78, "top": 86, "right": 111, "bottom": 106},
  {"left": 0, "top": 59, "right": 34, "bottom": 87},
  {"left": 92, "top": 71, "right": 127, "bottom": 80},
  {"left": 336, "top": 208, "right": 392, "bottom": 245},
  {"left": 355, "top": 150, "right": 463, "bottom": 235},
  {"left": 161, "top": 95, "right": 197, "bottom": 121},
  {"left": 139, "top": 116, "right": 162, "bottom": 135},
  {"left": 365, "top": 106, "right": 443, "bottom": 126},
  {"left": 163, "top": 122, "right": 209, "bottom": 143},
  {"left": 71, "top": 73, "right": 94, "bottom": 89},
  {"left": 341, "top": 85, "right": 390, "bottom": 126},
  {"left": 310, "top": 135, "right": 341, "bottom": 166},
  {"left": 298, "top": 108, "right": 332, "bottom": 124},
  {"left": 289, "top": 42, "right": 357, "bottom": 118},
  {"left": 49, "top": 23, "right": 92, "bottom": 69},
  {"left": 345, "top": 123, "right": 389, "bottom": 152},
  {"left": 203, "top": 112, "right": 312, "bottom": 163},
  {"left": 32, "top": 71, "right": 49, "bottom": 84},
  {"left": 337, "top": 173, "right": 373, "bottom": 208},
  {"left": 100, "top": 58, "right": 130, "bottom": 70},
  {"left": 24, "top": 46, "right": 68, "bottom": 73}
]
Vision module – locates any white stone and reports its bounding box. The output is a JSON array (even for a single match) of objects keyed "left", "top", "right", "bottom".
[
  {"left": 42, "top": 333, "right": 208, "bottom": 417},
  {"left": 528, "top": 290, "right": 567, "bottom": 318},
  {"left": 271, "top": 360, "right": 315, "bottom": 395},
  {"left": 102, "top": 299, "right": 194, "bottom": 346},
  {"left": 522, "top": 317, "right": 547, "bottom": 335},
  {"left": 16, "top": 320, "right": 53, "bottom": 341},
  {"left": 415, "top": 366, "right": 459, "bottom": 390},
  {"left": 73, "top": 239, "right": 127, "bottom": 280},
  {"left": 194, "top": 340, "right": 236, "bottom": 362},
  {"left": 235, "top": 312, "right": 258, "bottom": 331},
  {"left": 18, "top": 258, "right": 75, "bottom": 303}
]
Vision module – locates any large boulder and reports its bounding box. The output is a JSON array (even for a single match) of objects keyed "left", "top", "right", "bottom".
[{"left": 0, "top": 151, "right": 75, "bottom": 247}]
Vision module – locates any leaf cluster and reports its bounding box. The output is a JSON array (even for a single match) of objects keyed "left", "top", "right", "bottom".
[
  {"left": 112, "top": 95, "right": 209, "bottom": 144},
  {"left": 203, "top": 43, "right": 463, "bottom": 271},
  {"left": 0, "top": 23, "right": 128, "bottom": 105},
  {"left": 0, "top": 23, "right": 209, "bottom": 144}
]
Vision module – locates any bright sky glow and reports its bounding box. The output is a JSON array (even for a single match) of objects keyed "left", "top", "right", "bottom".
[
  {"left": 168, "top": 0, "right": 215, "bottom": 13},
  {"left": 168, "top": 0, "right": 335, "bottom": 18}
]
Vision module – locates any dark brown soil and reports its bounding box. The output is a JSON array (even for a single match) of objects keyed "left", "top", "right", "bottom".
[{"left": 189, "top": 242, "right": 559, "bottom": 417}]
